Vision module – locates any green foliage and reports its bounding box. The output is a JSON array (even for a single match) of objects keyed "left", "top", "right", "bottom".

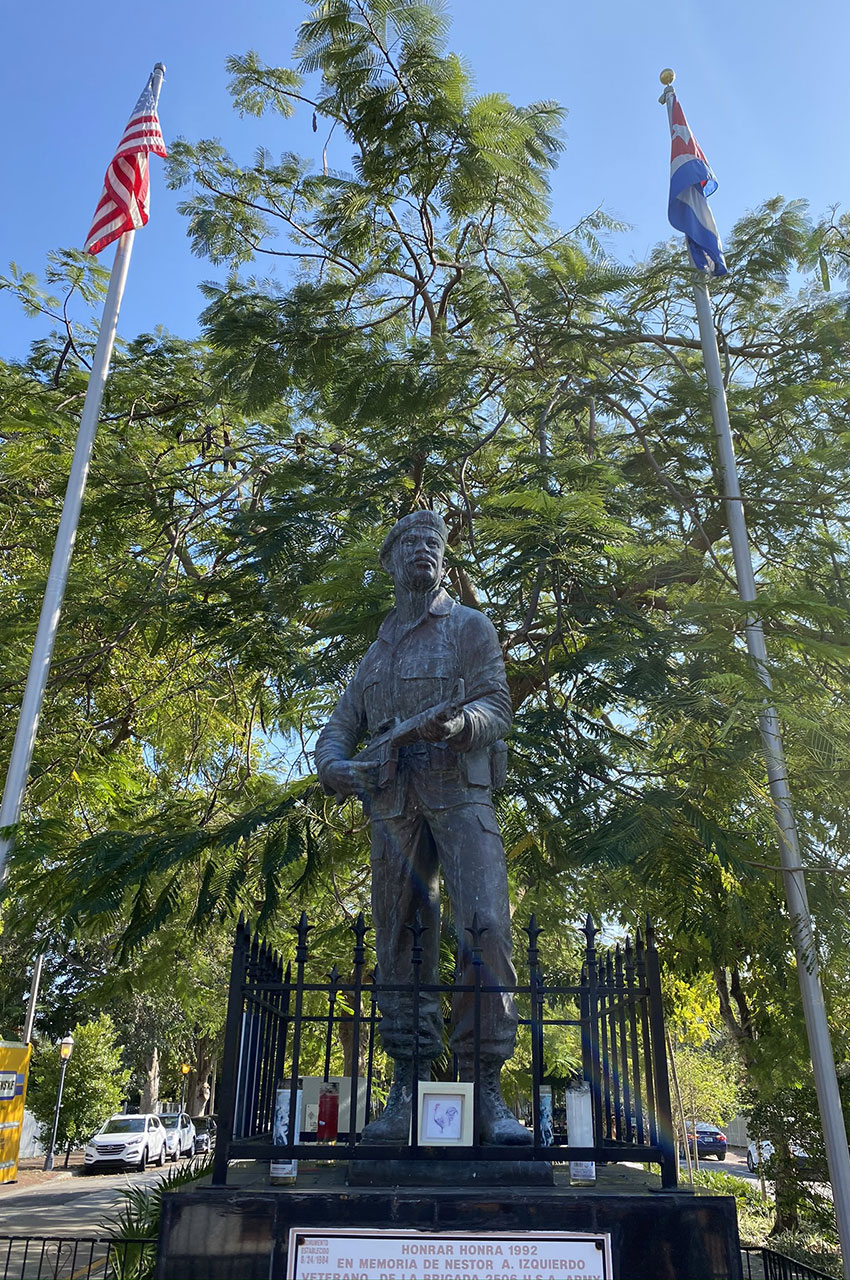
[
  {"left": 672, "top": 1044, "right": 741, "bottom": 1130},
  {"left": 4, "top": 0, "right": 850, "bottom": 1246},
  {"left": 28, "top": 1014, "right": 129, "bottom": 1154},
  {"left": 103, "top": 1156, "right": 214, "bottom": 1279}
]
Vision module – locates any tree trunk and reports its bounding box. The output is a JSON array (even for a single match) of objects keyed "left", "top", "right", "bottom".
[
  {"left": 770, "top": 1140, "right": 801, "bottom": 1235},
  {"left": 187, "top": 1037, "right": 215, "bottom": 1116},
  {"left": 713, "top": 962, "right": 802, "bottom": 1233},
  {"left": 140, "top": 1046, "right": 160, "bottom": 1114},
  {"left": 208, "top": 1053, "right": 217, "bottom": 1115}
]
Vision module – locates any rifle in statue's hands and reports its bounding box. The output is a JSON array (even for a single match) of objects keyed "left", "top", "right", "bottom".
[{"left": 334, "top": 680, "right": 499, "bottom": 800}]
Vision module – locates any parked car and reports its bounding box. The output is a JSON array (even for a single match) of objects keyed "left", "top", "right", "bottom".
[
  {"left": 682, "top": 1122, "right": 727, "bottom": 1160},
  {"left": 746, "top": 1138, "right": 809, "bottom": 1173},
  {"left": 192, "top": 1115, "right": 217, "bottom": 1155},
  {"left": 159, "top": 1112, "right": 196, "bottom": 1161},
  {"left": 84, "top": 1113, "right": 167, "bottom": 1172}
]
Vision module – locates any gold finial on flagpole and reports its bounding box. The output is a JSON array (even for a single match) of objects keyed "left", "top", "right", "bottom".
[{"left": 659, "top": 68, "right": 675, "bottom": 105}]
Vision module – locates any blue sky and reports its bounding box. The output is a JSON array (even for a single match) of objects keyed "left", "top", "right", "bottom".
[{"left": 4, "top": 0, "right": 850, "bottom": 359}]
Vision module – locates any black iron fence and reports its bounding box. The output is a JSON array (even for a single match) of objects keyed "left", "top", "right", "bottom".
[
  {"left": 741, "top": 1245, "right": 839, "bottom": 1280},
  {"left": 213, "top": 909, "right": 677, "bottom": 1186},
  {"left": 0, "top": 1237, "right": 155, "bottom": 1280}
]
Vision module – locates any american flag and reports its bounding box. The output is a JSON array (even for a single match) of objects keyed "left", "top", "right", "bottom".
[
  {"left": 666, "top": 91, "right": 727, "bottom": 277},
  {"left": 85, "top": 72, "right": 167, "bottom": 256}
]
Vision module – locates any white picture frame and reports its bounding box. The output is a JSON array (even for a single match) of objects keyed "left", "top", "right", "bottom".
[{"left": 412, "top": 1081, "right": 474, "bottom": 1147}]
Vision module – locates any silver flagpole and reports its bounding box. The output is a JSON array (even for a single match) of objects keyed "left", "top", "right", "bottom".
[
  {"left": 0, "top": 64, "right": 166, "bottom": 892},
  {"left": 661, "top": 71, "right": 850, "bottom": 1276}
]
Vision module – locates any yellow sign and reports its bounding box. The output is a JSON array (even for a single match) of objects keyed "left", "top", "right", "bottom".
[{"left": 0, "top": 1042, "right": 32, "bottom": 1183}]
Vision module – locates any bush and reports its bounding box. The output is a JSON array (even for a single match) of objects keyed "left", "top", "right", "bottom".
[{"left": 29, "top": 1014, "right": 130, "bottom": 1160}]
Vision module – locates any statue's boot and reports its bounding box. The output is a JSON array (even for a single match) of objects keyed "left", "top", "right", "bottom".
[
  {"left": 461, "top": 1055, "right": 533, "bottom": 1145},
  {"left": 361, "top": 1059, "right": 430, "bottom": 1143}
]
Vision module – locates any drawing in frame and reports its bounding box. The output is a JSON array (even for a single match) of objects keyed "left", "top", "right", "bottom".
[{"left": 413, "top": 1081, "right": 475, "bottom": 1147}]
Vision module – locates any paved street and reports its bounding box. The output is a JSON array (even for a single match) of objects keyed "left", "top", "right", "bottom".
[
  {"left": 0, "top": 1168, "right": 170, "bottom": 1237},
  {"left": 686, "top": 1146, "right": 759, "bottom": 1183}
]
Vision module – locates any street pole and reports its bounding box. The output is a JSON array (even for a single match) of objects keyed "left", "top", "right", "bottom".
[
  {"left": 691, "top": 265, "right": 850, "bottom": 1278},
  {"left": 22, "top": 954, "right": 43, "bottom": 1044},
  {"left": 43, "top": 1034, "right": 74, "bottom": 1171},
  {"left": 0, "top": 64, "right": 165, "bottom": 885}
]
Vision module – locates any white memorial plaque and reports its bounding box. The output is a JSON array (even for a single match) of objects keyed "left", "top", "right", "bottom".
[{"left": 286, "top": 1228, "right": 612, "bottom": 1280}]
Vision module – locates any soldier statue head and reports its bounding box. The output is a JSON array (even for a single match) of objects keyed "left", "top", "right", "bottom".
[{"left": 379, "top": 510, "right": 448, "bottom": 594}]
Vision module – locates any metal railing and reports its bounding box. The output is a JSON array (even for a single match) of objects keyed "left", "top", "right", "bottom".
[
  {"left": 741, "top": 1245, "right": 839, "bottom": 1280},
  {"left": 213, "top": 909, "right": 677, "bottom": 1187},
  {"left": 0, "top": 1237, "right": 156, "bottom": 1280}
]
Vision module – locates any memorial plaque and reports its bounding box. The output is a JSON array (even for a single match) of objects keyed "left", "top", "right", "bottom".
[{"left": 286, "top": 1228, "right": 612, "bottom": 1280}]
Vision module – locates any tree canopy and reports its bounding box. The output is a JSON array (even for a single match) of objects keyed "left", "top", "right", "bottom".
[{"left": 2, "top": 0, "right": 850, "bottom": 1238}]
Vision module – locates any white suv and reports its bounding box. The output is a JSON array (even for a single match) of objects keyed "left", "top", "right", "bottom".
[
  {"left": 84, "top": 1113, "right": 167, "bottom": 1172},
  {"left": 159, "top": 1112, "right": 196, "bottom": 1161}
]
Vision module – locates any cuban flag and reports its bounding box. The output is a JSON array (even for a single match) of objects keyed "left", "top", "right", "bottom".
[{"left": 667, "top": 93, "right": 727, "bottom": 276}]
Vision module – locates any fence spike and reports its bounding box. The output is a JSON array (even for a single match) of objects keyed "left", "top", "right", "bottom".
[
  {"left": 407, "top": 908, "right": 426, "bottom": 945},
  {"left": 465, "top": 911, "right": 488, "bottom": 948},
  {"left": 645, "top": 915, "right": 656, "bottom": 949},
  {"left": 582, "top": 912, "right": 598, "bottom": 946}
]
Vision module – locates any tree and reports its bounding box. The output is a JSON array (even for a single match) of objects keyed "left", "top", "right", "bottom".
[
  {"left": 4, "top": 0, "right": 850, "bottom": 1236},
  {"left": 29, "top": 1013, "right": 130, "bottom": 1163}
]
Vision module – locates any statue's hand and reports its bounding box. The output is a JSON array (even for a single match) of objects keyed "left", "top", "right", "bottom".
[
  {"left": 418, "top": 707, "right": 466, "bottom": 743},
  {"left": 323, "top": 758, "right": 380, "bottom": 798}
]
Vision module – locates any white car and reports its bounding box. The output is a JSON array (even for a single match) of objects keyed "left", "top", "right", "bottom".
[
  {"left": 160, "top": 1112, "right": 196, "bottom": 1161},
  {"left": 746, "top": 1138, "right": 809, "bottom": 1172},
  {"left": 84, "top": 1113, "right": 168, "bottom": 1172}
]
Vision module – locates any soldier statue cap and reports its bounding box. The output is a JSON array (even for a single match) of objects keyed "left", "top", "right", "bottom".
[{"left": 379, "top": 510, "right": 448, "bottom": 572}]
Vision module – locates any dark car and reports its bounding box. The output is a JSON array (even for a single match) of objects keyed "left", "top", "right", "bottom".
[
  {"left": 192, "top": 1115, "right": 217, "bottom": 1155},
  {"left": 683, "top": 1122, "right": 727, "bottom": 1160}
]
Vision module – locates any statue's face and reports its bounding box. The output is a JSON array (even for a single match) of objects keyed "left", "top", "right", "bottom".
[{"left": 393, "top": 525, "right": 445, "bottom": 592}]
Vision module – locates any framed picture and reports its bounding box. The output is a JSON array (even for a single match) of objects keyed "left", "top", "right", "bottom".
[{"left": 413, "top": 1082, "right": 474, "bottom": 1147}]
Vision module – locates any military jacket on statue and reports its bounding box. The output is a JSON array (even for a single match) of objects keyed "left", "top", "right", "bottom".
[{"left": 315, "top": 589, "right": 511, "bottom": 819}]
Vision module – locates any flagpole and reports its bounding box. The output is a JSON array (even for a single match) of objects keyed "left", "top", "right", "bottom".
[
  {"left": 0, "top": 63, "right": 165, "bottom": 893},
  {"left": 660, "top": 71, "right": 850, "bottom": 1274}
]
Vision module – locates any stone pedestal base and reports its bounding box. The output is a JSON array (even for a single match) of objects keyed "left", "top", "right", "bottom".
[
  {"left": 347, "top": 1157, "right": 553, "bottom": 1186},
  {"left": 156, "top": 1173, "right": 741, "bottom": 1280}
]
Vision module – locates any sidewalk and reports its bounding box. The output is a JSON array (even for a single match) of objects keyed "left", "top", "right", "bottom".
[{"left": 2, "top": 1152, "right": 85, "bottom": 1191}]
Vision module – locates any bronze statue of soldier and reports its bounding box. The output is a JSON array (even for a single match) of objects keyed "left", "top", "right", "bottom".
[{"left": 315, "top": 511, "right": 530, "bottom": 1145}]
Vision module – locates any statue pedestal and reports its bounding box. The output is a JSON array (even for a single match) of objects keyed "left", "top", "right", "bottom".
[
  {"left": 156, "top": 1164, "right": 742, "bottom": 1280},
  {"left": 347, "top": 1156, "right": 553, "bottom": 1186}
]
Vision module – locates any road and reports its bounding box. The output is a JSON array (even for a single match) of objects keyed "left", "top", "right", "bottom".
[
  {"left": 684, "top": 1146, "right": 760, "bottom": 1183},
  {"left": 0, "top": 1168, "right": 170, "bottom": 1236}
]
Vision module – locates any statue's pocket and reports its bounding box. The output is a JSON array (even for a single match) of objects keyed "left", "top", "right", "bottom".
[{"left": 474, "top": 806, "right": 501, "bottom": 836}]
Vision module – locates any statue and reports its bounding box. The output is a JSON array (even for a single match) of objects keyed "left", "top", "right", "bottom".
[{"left": 315, "top": 511, "right": 530, "bottom": 1145}]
